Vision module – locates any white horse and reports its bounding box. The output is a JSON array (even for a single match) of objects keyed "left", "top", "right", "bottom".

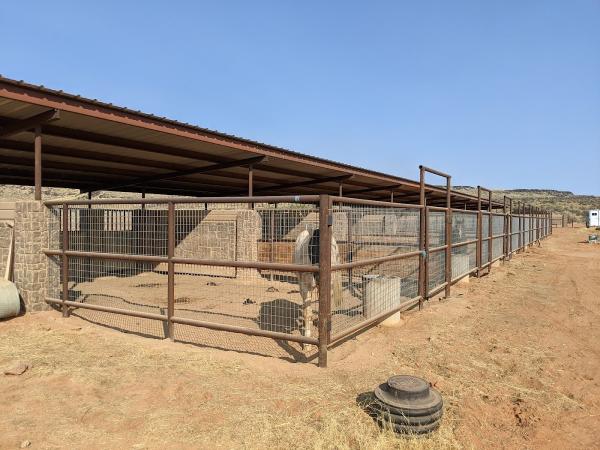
[{"left": 293, "top": 228, "right": 343, "bottom": 340}]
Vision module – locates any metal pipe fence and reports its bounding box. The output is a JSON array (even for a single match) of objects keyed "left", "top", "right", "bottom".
[{"left": 43, "top": 189, "right": 551, "bottom": 367}]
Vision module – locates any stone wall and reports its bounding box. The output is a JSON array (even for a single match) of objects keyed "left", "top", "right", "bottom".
[
  {"left": 13, "top": 201, "right": 51, "bottom": 312},
  {"left": 0, "top": 222, "right": 12, "bottom": 278},
  {"left": 172, "top": 209, "right": 261, "bottom": 278}
]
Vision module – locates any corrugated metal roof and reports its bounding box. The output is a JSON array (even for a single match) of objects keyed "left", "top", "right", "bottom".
[{"left": 0, "top": 75, "right": 499, "bottom": 208}]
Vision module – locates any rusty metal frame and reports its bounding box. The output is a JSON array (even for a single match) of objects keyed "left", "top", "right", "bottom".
[
  {"left": 418, "top": 166, "right": 452, "bottom": 300},
  {"left": 45, "top": 195, "right": 323, "bottom": 361},
  {"left": 318, "top": 195, "right": 332, "bottom": 367},
  {"left": 39, "top": 164, "right": 554, "bottom": 367}
]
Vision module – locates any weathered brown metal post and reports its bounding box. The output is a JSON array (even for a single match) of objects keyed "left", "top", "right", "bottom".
[
  {"left": 536, "top": 207, "right": 540, "bottom": 242},
  {"left": 167, "top": 202, "right": 175, "bottom": 340},
  {"left": 34, "top": 126, "right": 42, "bottom": 200},
  {"left": 519, "top": 202, "right": 523, "bottom": 251},
  {"left": 476, "top": 186, "right": 482, "bottom": 277},
  {"left": 61, "top": 203, "right": 70, "bottom": 317},
  {"left": 487, "top": 190, "right": 493, "bottom": 271},
  {"left": 418, "top": 166, "right": 426, "bottom": 306},
  {"left": 508, "top": 198, "right": 513, "bottom": 257},
  {"left": 248, "top": 164, "right": 254, "bottom": 209},
  {"left": 318, "top": 195, "right": 332, "bottom": 368},
  {"left": 444, "top": 176, "right": 452, "bottom": 298},
  {"left": 503, "top": 196, "right": 508, "bottom": 260},
  {"left": 269, "top": 208, "right": 275, "bottom": 281},
  {"left": 529, "top": 205, "right": 533, "bottom": 246}
]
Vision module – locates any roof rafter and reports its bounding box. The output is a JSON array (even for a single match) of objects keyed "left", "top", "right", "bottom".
[
  {"left": 85, "top": 155, "right": 266, "bottom": 193},
  {"left": 235, "top": 174, "right": 353, "bottom": 195},
  {"left": 0, "top": 109, "right": 61, "bottom": 137}
]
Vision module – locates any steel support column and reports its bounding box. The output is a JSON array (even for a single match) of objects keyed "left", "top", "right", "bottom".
[
  {"left": 318, "top": 195, "right": 332, "bottom": 368},
  {"left": 444, "top": 176, "right": 452, "bottom": 298},
  {"left": 418, "top": 166, "right": 426, "bottom": 307},
  {"left": 34, "top": 126, "right": 42, "bottom": 200}
]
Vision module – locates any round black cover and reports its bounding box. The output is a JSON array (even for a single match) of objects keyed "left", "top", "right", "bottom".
[{"left": 374, "top": 375, "right": 442, "bottom": 413}]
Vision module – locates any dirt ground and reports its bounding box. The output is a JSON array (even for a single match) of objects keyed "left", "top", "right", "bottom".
[{"left": 1, "top": 227, "right": 599, "bottom": 449}]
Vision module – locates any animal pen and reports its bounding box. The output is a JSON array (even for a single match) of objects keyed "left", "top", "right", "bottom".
[{"left": 0, "top": 76, "right": 552, "bottom": 367}]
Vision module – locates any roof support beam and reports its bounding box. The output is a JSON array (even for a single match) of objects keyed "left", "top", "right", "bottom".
[
  {"left": 34, "top": 126, "right": 42, "bottom": 200},
  {"left": 0, "top": 139, "right": 294, "bottom": 186},
  {"left": 344, "top": 183, "right": 404, "bottom": 195},
  {"left": 239, "top": 174, "right": 353, "bottom": 195},
  {"left": 0, "top": 109, "right": 60, "bottom": 137},
  {"left": 85, "top": 155, "right": 266, "bottom": 193},
  {"left": 36, "top": 124, "right": 376, "bottom": 186}
]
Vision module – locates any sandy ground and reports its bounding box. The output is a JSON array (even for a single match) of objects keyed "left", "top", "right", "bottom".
[{"left": 1, "top": 227, "right": 599, "bottom": 449}]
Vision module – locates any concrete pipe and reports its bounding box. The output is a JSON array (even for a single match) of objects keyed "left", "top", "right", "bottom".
[{"left": 0, "top": 279, "right": 20, "bottom": 319}]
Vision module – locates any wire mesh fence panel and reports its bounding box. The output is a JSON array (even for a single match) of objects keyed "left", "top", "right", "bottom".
[
  {"left": 511, "top": 216, "right": 520, "bottom": 233},
  {"left": 47, "top": 207, "right": 62, "bottom": 250},
  {"left": 45, "top": 198, "right": 322, "bottom": 349},
  {"left": 174, "top": 202, "right": 321, "bottom": 279},
  {"left": 452, "top": 211, "right": 477, "bottom": 244},
  {"left": 481, "top": 213, "right": 490, "bottom": 239},
  {"left": 511, "top": 233, "right": 519, "bottom": 252},
  {"left": 428, "top": 211, "right": 446, "bottom": 247},
  {"left": 331, "top": 255, "right": 419, "bottom": 336},
  {"left": 257, "top": 206, "right": 320, "bottom": 267},
  {"left": 427, "top": 248, "right": 446, "bottom": 293},
  {"left": 173, "top": 265, "right": 318, "bottom": 340},
  {"left": 66, "top": 256, "right": 167, "bottom": 311},
  {"left": 330, "top": 202, "right": 421, "bottom": 263},
  {"left": 49, "top": 255, "right": 169, "bottom": 337},
  {"left": 511, "top": 216, "right": 520, "bottom": 250},
  {"left": 492, "top": 237, "right": 503, "bottom": 260},
  {"left": 427, "top": 210, "right": 446, "bottom": 294},
  {"left": 47, "top": 255, "right": 62, "bottom": 299},
  {"left": 47, "top": 204, "right": 170, "bottom": 256},
  {"left": 451, "top": 243, "right": 476, "bottom": 280},
  {"left": 481, "top": 239, "right": 489, "bottom": 264},
  {"left": 492, "top": 214, "right": 504, "bottom": 237}
]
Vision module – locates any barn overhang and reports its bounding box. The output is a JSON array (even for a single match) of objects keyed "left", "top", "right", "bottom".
[{"left": 0, "top": 76, "right": 499, "bottom": 209}]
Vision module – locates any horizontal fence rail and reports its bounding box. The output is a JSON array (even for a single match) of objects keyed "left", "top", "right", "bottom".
[{"left": 43, "top": 188, "right": 551, "bottom": 367}]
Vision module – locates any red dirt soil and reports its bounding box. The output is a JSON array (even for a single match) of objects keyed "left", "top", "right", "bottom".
[{"left": 0, "top": 227, "right": 599, "bottom": 449}]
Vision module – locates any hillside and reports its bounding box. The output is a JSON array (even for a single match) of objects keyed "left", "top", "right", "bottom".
[{"left": 454, "top": 187, "right": 600, "bottom": 222}]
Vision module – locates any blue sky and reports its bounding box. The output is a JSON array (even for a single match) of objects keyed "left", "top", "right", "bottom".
[{"left": 1, "top": 1, "right": 599, "bottom": 194}]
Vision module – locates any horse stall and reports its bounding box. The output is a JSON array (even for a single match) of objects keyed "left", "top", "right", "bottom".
[
  {"left": 43, "top": 191, "right": 550, "bottom": 367},
  {"left": 44, "top": 195, "right": 425, "bottom": 367}
]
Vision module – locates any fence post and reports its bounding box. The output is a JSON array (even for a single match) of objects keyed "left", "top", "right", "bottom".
[
  {"left": 527, "top": 205, "right": 531, "bottom": 246},
  {"left": 503, "top": 196, "right": 508, "bottom": 260},
  {"left": 476, "top": 187, "right": 482, "bottom": 277},
  {"left": 445, "top": 176, "right": 452, "bottom": 298},
  {"left": 508, "top": 198, "right": 513, "bottom": 258},
  {"left": 418, "top": 166, "right": 427, "bottom": 306},
  {"left": 167, "top": 202, "right": 175, "bottom": 340},
  {"left": 61, "top": 203, "right": 70, "bottom": 318},
  {"left": 487, "top": 191, "right": 493, "bottom": 272},
  {"left": 519, "top": 203, "right": 524, "bottom": 251},
  {"left": 318, "top": 194, "right": 332, "bottom": 368}
]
